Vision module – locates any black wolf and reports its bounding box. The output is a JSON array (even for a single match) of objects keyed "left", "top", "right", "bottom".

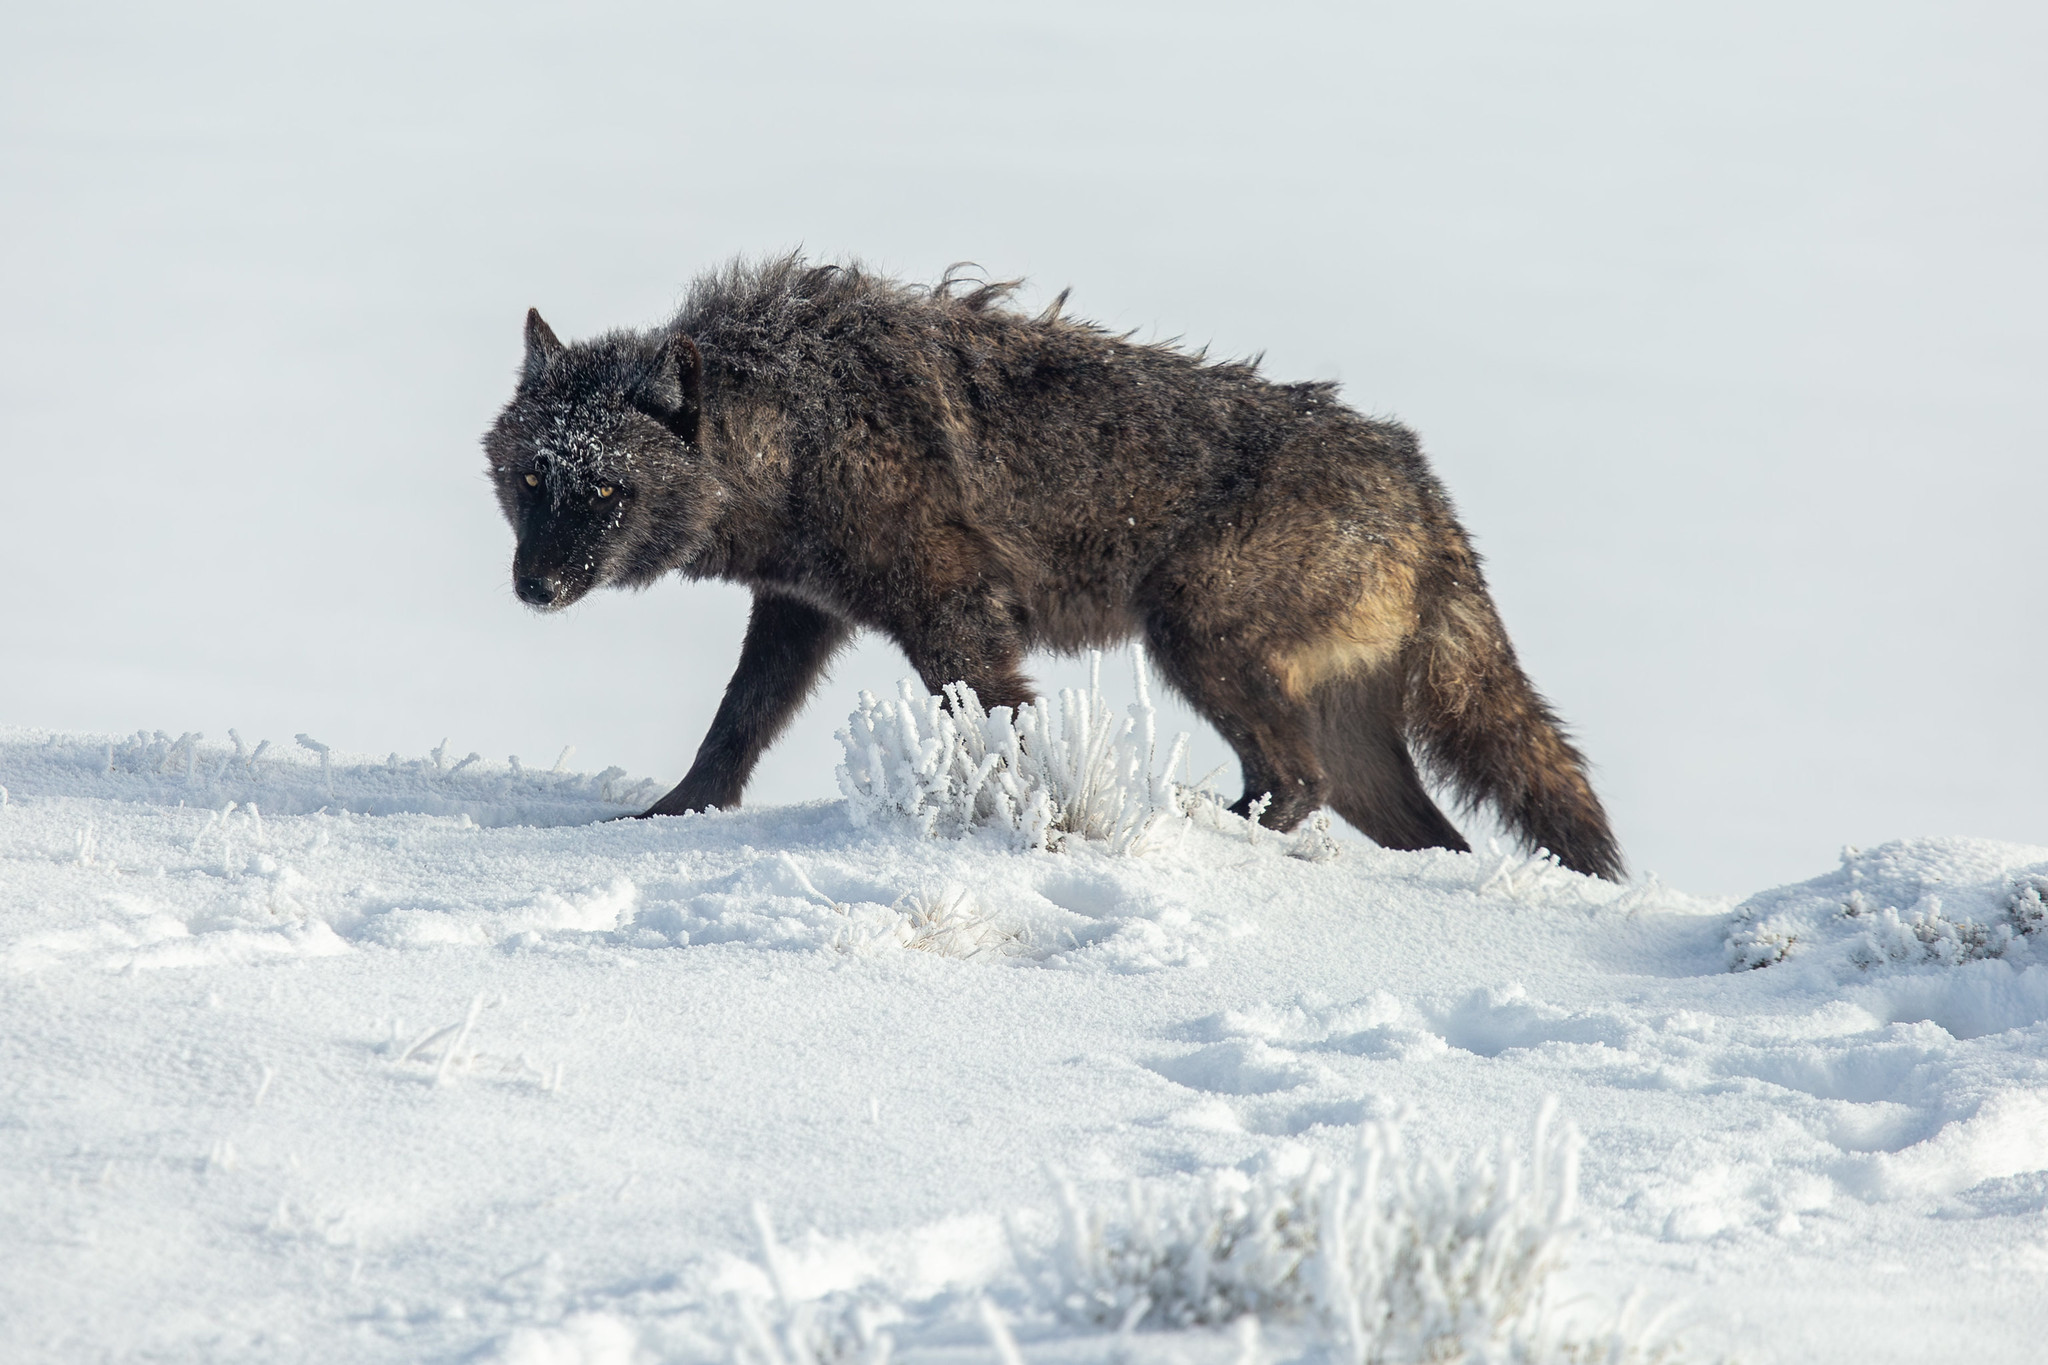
[{"left": 483, "top": 256, "right": 1623, "bottom": 879}]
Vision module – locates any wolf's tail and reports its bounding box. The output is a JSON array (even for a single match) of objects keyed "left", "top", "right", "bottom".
[{"left": 1404, "top": 584, "right": 1624, "bottom": 881}]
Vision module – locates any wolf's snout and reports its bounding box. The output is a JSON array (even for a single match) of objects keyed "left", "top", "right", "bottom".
[{"left": 516, "top": 573, "right": 563, "bottom": 607}]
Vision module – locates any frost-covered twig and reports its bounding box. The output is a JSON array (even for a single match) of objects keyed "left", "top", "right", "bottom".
[
  {"left": 978, "top": 1300, "right": 1026, "bottom": 1365},
  {"left": 1479, "top": 842, "right": 1570, "bottom": 902},
  {"left": 1175, "top": 774, "right": 1340, "bottom": 862},
  {"left": 885, "top": 885, "right": 1022, "bottom": 959},
  {"left": 294, "top": 733, "right": 333, "bottom": 798},
  {"left": 436, "top": 992, "right": 485, "bottom": 1087}
]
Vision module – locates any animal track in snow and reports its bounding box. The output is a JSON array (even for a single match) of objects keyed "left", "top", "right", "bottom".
[
  {"left": 1144, "top": 1039, "right": 1323, "bottom": 1096},
  {"left": 1422, "top": 985, "right": 1638, "bottom": 1057}
]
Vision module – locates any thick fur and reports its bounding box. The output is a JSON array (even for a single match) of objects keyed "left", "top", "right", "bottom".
[{"left": 482, "top": 256, "right": 1624, "bottom": 879}]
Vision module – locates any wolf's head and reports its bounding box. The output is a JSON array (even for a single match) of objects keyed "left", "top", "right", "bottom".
[{"left": 482, "top": 310, "right": 710, "bottom": 611}]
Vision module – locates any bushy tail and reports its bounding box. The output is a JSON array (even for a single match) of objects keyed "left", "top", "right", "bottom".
[{"left": 1406, "top": 589, "right": 1624, "bottom": 881}]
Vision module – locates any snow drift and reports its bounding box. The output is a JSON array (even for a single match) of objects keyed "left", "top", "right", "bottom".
[{"left": 2, "top": 686, "right": 2046, "bottom": 1363}]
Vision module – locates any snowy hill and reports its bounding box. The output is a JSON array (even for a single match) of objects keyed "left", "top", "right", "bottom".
[{"left": 3, "top": 715, "right": 2046, "bottom": 1364}]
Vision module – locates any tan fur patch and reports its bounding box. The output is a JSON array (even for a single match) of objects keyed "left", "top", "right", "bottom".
[
  {"left": 1423, "top": 590, "right": 1505, "bottom": 716},
  {"left": 1271, "top": 560, "right": 1420, "bottom": 698}
]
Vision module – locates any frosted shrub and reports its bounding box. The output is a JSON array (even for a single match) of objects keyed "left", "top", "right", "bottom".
[
  {"left": 1034, "top": 1162, "right": 1317, "bottom": 1330},
  {"left": 1729, "top": 866, "right": 2048, "bottom": 972},
  {"left": 1726, "top": 842, "right": 2048, "bottom": 974},
  {"left": 1027, "top": 1104, "right": 1593, "bottom": 1363},
  {"left": 2011, "top": 875, "right": 2048, "bottom": 935},
  {"left": 1725, "top": 915, "right": 1798, "bottom": 971},
  {"left": 837, "top": 647, "right": 1187, "bottom": 855},
  {"left": 1838, "top": 886, "right": 2043, "bottom": 969}
]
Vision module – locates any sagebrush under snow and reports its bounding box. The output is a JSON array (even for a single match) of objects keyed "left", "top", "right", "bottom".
[{"left": 1727, "top": 840, "right": 2048, "bottom": 976}]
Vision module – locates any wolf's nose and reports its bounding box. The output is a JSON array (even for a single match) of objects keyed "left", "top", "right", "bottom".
[{"left": 516, "top": 574, "right": 561, "bottom": 606}]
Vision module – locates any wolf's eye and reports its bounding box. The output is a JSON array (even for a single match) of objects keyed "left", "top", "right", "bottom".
[
  {"left": 523, "top": 473, "right": 539, "bottom": 487},
  {"left": 596, "top": 485, "right": 615, "bottom": 499}
]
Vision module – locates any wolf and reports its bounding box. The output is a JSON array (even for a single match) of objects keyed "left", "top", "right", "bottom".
[{"left": 482, "top": 256, "right": 1623, "bottom": 879}]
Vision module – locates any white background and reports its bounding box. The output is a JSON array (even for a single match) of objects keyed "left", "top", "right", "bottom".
[{"left": 3, "top": 0, "right": 2041, "bottom": 895}]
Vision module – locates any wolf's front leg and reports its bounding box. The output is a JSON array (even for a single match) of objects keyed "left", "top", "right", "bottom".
[
  {"left": 893, "top": 597, "right": 1036, "bottom": 714},
  {"left": 639, "top": 592, "right": 853, "bottom": 817}
]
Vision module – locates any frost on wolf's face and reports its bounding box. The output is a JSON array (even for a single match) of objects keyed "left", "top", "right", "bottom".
[{"left": 481, "top": 310, "right": 705, "bottom": 612}]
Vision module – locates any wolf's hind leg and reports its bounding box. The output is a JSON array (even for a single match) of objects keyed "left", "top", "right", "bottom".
[
  {"left": 642, "top": 592, "right": 853, "bottom": 817},
  {"left": 1143, "top": 622, "right": 1329, "bottom": 830},
  {"left": 1311, "top": 668, "right": 1469, "bottom": 854}
]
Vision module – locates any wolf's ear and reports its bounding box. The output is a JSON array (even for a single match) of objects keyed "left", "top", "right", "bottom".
[
  {"left": 643, "top": 333, "right": 703, "bottom": 445},
  {"left": 523, "top": 308, "right": 565, "bottom": 384}
]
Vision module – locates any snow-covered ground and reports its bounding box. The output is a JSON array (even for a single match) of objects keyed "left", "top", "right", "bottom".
[{"left": 5, "top": 701, "right": 2046, "bottom": 1363}]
